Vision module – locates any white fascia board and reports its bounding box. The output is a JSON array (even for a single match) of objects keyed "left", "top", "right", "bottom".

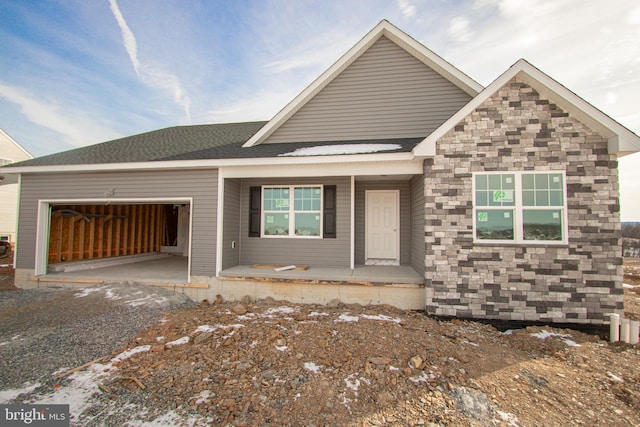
[
  {"left": 5, "top": 152, "right": 417, "bottom": 174},
  {"left": 413, "top": 58, "right": 640, "bottom": 157},
  {"left": 381, "top": 22, "right": 482, "bottom": 96},
  {"left": 221, "top": 158, "right": 424, "bottom": 179},
  {"left": 242, "top": 20, "right": 482, "bottom": 148}
]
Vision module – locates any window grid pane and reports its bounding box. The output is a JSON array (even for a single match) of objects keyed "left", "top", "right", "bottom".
[
  {"left": 295, "top": 213, "right": 321, "bottom": 236},
  {"left": 521, "top": 173, "right": 564, "bottom": 207},
  {"left": 294, "top": 186, "right": 321, "bottom": 212},
  {"left": 523, "top": 209, "right": 563, "bottom": 241},
  {"left": 476, "top": 209, "right": 514, "bottom": 240},
  {"left": 476, "top": 173, "right": 515, "bottom": 207},
  {"left": 263, "top": 213, "right": 289, "bottom": 235}
]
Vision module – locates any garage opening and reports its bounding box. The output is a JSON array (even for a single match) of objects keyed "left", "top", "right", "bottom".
[{"left": 45, "top": 202, "right": 190, "bottom": 282}]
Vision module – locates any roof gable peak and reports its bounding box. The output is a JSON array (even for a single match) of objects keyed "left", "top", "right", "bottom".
[
  {"left": 413, "top": 58, "right": 640, "bottom": 157},
  {"left": 243, "top": 20, "right": 483, "bottom": 148}
]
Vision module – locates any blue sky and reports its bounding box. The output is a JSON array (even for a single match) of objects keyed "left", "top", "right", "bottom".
[{"left": 1, "top": 0, "right": 639, "bottom": 219}]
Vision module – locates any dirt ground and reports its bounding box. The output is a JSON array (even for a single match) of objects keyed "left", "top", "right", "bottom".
[
  {"left": 95, "top": 274, "right": 640, "bottom": 426},
  {"left": 1, "top": 258, "right": 639, "bottom": 426},
  {"left": 0, "top": 250, "right": 16, "bottom": 292}
]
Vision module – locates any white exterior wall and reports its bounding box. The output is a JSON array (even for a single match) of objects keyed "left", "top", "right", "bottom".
[{"left": 0, "top": 130, "right": 32, "bottom": 242}]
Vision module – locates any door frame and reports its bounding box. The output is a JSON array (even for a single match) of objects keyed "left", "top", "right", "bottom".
[
  {"left": 364, "top": 189, "right": 400, "bottom": 265},
  {"left": 34, "top": 197, "right": 193, "bottom": 280}
]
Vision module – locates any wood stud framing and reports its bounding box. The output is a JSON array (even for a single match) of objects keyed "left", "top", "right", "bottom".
[{"left": 48, "top": 204, "right": 166, "bottom": 263}]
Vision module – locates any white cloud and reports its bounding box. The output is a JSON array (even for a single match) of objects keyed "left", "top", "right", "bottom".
[
  {"left": 447, "top": 16, "right": 473, "bottom": 43},
  {"left": 0, "top": 81, "right": 120, "bottom": 147},
  {"left": 396, "top": 0, "right": 416, "bottom": 18},
  {"left": 108, "top": 0, "right": 191, "bottom": 123},
  {"left": 207, "top": 88, "right": 294, "bottom": 123},
  {"left": 108, "top": 0, "right": 140, "bottom": 74}
]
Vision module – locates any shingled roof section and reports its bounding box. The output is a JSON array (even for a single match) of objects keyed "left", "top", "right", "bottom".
[
  {"left": 9, "top": 122, "right": 422, "bottom": 168},
  {"left": 11, "top": 122, "right": 267, "bottom": 167}
]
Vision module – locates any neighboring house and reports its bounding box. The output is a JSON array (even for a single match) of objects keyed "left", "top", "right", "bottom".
[
  {"left": 3, "top": 21, "right": 640, "bottom": 325},
  {"left": 0, "top": 129, "right": 32, "bottom": 245}
]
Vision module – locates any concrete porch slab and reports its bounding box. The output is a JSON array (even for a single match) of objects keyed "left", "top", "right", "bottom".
[{"left": 220, "top": 265, "right": 424, "bottom": 286}]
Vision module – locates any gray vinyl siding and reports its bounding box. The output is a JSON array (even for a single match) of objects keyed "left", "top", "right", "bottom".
[
  {"left": 16, "top": 169, "right": 218, "bottom": 276},
  {"left": 354, "top": 181, "right": 411, "bottom": 265},
  {"left": 265, "top": 36, "right": 472, "bottom": 144},
  {"left": 239, "top": 177, "right": 350, "bottom": 268},
  {"left": 410, "top": 174, "right": 425, "bottom": 275},
  {"left": 222, "top": 178, "right": 241, "bottom": 269}
]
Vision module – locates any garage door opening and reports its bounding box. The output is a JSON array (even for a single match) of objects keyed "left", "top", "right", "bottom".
[{"left": 43, "top": 202, "right": 191, "bottom": 283}]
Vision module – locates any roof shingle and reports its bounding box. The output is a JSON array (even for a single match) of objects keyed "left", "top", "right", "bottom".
[{"left": 9, "top": 122, "right": 422, "bottom": 168}]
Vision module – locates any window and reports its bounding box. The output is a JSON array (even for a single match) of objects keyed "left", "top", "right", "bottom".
[
  {"left": 262, "top": 186, "right": 322, "bottom": 238},
  {"left": 473, "top": 172, "right": 567, "bottom": 244}
]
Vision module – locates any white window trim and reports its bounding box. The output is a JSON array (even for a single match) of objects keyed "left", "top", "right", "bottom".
[
  {"left": 261, "top": 185, "right": 323, "bottom": 239},
  {"left": 472, "top": 171, "right": 569, "bottom": 245}
]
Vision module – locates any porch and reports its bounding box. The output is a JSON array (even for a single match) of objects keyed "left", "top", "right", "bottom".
[{"left": 219, "top": 264, "right": 424, "bottom": 286}]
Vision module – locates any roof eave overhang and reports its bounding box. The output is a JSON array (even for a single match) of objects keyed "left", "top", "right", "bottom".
[
  {"left": 1, "top": 151, "right": 422, "bottom": 175},
  {"left": 242, "top": 20, "right": 483, "bottom": 148},
  {"left": 413, "top": 59, "right": 640, "bottom": 158}
]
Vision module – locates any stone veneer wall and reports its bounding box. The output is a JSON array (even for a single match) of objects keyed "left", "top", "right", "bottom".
[{"left": 424, "top": 77, "right": 623, "bottom": 325}]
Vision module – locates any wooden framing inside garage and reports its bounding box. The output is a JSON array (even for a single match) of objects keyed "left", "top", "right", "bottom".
[{"left": 48, "top": 204, "right": 166, "bottom": 263}]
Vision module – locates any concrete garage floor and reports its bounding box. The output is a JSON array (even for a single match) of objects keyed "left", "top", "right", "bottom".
[{"left": 45, "top": 254, "right": 189, "bottom": 284}]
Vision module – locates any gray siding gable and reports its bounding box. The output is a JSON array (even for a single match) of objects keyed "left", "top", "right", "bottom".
[{"left": 264, "top": 36, "right": 473, "bottom": 144}]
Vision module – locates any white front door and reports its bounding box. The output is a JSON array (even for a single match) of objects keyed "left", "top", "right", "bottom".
[{"left": 365, "top": 190, "right": 399, "bottom": 265}]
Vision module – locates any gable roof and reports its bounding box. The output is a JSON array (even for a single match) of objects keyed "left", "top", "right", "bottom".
[
  {"left": 5, "top": 120, "right": 421, "bottom": 171},
  {"left": 413, "top": 59, "right": 640, "bottom": 157},
  {"left": 242, "top": 19, "right": 483, "bottom": 148}
]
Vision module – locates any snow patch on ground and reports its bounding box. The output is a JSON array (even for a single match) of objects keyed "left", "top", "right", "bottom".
[
  {"left": 279, "top": 144, "right": 402, "bottom": 157},
  {"left": 195, "top": 325, "right": 217, "bottom": 333},
  {"left": 336, "top": 314, "right": 360, "bottom": 323},
  {"left": 344, "top": 373, "right": 370, "bottom": 393},
  {"left": 496, "top": 410, "right": 520, "bottom": 426},
  {"left": 336, "top": 313, "right": 403, "bottom": 324},
  {"left": 194, "top": 390, "right": 212, "bottom": 405},
  {"left": 165, "top": 336, "right": 190, "bottom": 347},
  {"left": 0, "top": 382, "right": 41, "bottom": 403},
  {"left": 74, "top": 286, "right": 107, "bottom": 298},
  {"left": 28, "top": 362, "right": 112, "bottom": 419},
  {"left": 309, "top": 311, "right": 329, "bottom": 317},
  {"left": 530, "top": 330, "right": 580, "bottom": 347},
  {"left": 266, "top": 306, "right": 297, "bottom": 315},
  {"left": 409, "top": 371, "right": 436, "bottom": 384},
  {"left": 304, "top": 362, "right": 323, "bottom": 374},
  {"left": 360, "top": 314, "right": 402, "bottom": 323},
  {"left": 111, "top": 345, "right": 151, "bottom": 363}
]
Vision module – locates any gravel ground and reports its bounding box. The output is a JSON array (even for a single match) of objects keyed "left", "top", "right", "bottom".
[{"left": 0, "top": 284, "right": 194, "bottom": 392}]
